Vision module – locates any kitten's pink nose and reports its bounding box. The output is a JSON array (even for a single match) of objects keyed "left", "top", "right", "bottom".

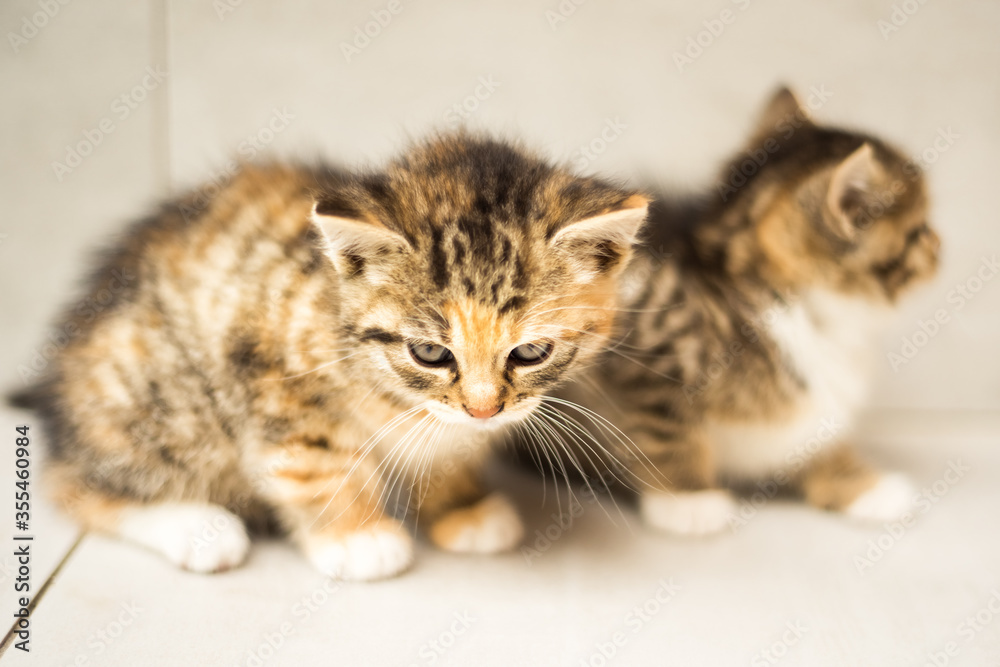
[{"left": 467, "top": 405, "right": 500, "bottom": 419}]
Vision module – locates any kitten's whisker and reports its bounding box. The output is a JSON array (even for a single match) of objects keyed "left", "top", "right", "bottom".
[
  {"left": 409, "top": 421, "right": 446, "bottom": 514},
  {"left": 322, "top": 413, "right": 433, "bottom": 531},
  {"left": 518, "top": 417, "right": 563, "bottom": 514},
  {"left": 535, "top": 404, "right": 632, "bottom": 491},
  {"left": 533, "top": 406, "right": 627, "bottom": 526},
  {"left": 514, "top": 422, "right": 545, "bottom": 484},
  {"left": 345, "top": 385, "right": 379, "bottom": 420},
  {"left": 352, "top": 413, "right": 435, "bottom": 527},
  {"left": 536, "top": 406, "right": 631, "bottom": 527},
  {"left": 536, "top": 323, "right": 654, "bottom": 356},
  {"left": 524, "top": 413, "right": 577, "bottom": 518},
  {"left": 372, "top": 411, "right": 446, "bottom": 524},
  {"left": 522, "top": 303, "right": 681, "bottom": 322},
  {"left": 312, "top": 404, "right": 422, "bottom": 500},
  {"left": 516, "top": 293, "right": 574, "bottom": 323},
  {"left": 377, "top": 414, "right": 438, "bottom": 520},
  {"left": 530, "top": 410, "right": 597, "bottom": 512},
  {"left": 398, "top": 420, "right": 437, "bottom": 516},
  {"left": 405, "top": 424, "right": 435, "bottom": 514},
  {"left": 268, "top": 351, "right": 364, "bottom": 381},
  {"left": 540, "top": 396, "right": 665, "bottom": 490},
  {"left": 515, "top": 293, "right": 678, "bottom": 324},
  {"left": 571, "top": 375, "right": 626, "bottom": 417},
  {"left": 306, "top": 406, "right": 425, "bottom": 529},
  {"left": 598, "top": 347, "right": 683, "bottom": 382},
  {"left": 513, "top": 422, "right": 550, "bottom": 506}
]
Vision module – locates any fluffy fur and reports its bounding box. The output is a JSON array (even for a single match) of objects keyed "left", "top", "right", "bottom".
[
  {"left": 11, "top": 133, "right": 650, "bottom": 578},
  {"left": 553, "top": 88, "right": 941, "bottom": 533}
]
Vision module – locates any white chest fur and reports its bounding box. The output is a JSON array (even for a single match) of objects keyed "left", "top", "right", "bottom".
[{"left": 709, "top": 289, "right": 891, "bottom": 480}]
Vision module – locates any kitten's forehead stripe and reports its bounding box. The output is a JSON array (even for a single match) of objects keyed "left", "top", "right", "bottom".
[
  {"left": 498, "top": 297, "right": 525, "bottom": 316},
  {"left": 429, "top": 227, "right": 449, "bottom": 289},
  {"left": 451, "top": 237, "right": 466, "bottom": 266},
  {"left": 359, "top": 328, "right": 403, "bottom": 345}
]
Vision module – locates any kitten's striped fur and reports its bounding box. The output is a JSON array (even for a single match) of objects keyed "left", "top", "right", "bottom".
[{"left": 13, "top": 133, "right": 650, "bottom": 579}]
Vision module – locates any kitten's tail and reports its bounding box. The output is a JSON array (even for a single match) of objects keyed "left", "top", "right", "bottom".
[{"left": 6, "top": 383, "right": 44, "bottom": 410}]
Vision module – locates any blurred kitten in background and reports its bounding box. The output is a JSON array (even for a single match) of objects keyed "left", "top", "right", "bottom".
[{"left": 553, "top": 87, "right": 941, "bottom": 534}]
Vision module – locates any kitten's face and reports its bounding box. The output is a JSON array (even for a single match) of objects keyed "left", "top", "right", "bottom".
[
  {"left": 830, "top": 148, "right": 940, "bottom": 301},
  {"left": 736, "top": 89, "right": 941, "bottom": 302},
  {"left": 341, "top": 273, "right": 620, "bottom": 430},
  {"left": 313, "top": 134, "right": 647, "bottom": 428}
]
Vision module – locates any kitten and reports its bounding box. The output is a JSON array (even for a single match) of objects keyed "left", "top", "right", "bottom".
[
  {"left": 553, "top": 88, "right": 941, "bottom": 534},
  {"left": 10, "top": 133, "right": 650, "bottom": 579}
]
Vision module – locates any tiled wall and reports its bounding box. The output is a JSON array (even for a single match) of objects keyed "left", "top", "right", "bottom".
[{"left": 2, "top": 0, "right": 998, "bottom": 410}]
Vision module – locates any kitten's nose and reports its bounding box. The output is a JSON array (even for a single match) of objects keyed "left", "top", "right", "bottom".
[
  {"left": 467, "top": 405, "right": 501, "bottom": 419},
  {"left": 927, "top": 228, "right": 941, "bottom": 252}
]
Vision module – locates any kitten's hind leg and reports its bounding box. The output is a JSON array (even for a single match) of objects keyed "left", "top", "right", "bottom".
[
  {"left": 794, "top": 444, "right": 915, "bottom": 522},
  {"left": 51, "top": 473, "right": 250, "bottom": 573},
  {"left": 630, "top": 426, "right": 738, "bottom": 536}
]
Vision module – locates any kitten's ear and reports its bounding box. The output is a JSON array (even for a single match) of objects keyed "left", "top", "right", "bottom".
[
  {"left": 311, "top": 195, "right": 409, "bottom": 275},
  {"left": 550, "top": 194, "right": 650, "bottom": 277},
  {"left": 824, "top": 143, "right": 883, "bottom": 242},
  {"left": 754, "top": 86, "right": 811, "bottom": 136}
]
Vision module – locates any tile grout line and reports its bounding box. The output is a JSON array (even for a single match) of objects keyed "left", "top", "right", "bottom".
[
  {"left": 0, "top": 532, "right": 85, "bottom": 659},
  {"left": 151, "top": 0, "right": 173, "bottom": 196}
]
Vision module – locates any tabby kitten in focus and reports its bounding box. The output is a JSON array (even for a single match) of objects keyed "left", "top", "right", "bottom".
[
  {"left": 556, "top": 88, "right": 940, "bottom": 534},
  {"left": 11, "top": 133, "right": 650, "bottom": 579}
]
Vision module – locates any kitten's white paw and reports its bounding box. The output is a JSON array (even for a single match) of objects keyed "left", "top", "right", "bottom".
[
  {"left": 640, "top": 489, "right": 737, "bottom": 536},
  {"left": 429, "top": 493, "right": 524, "bottom": 554},
  {"left": 118, "top": 502, "right": 250, "bottom": 573},
  {"left": 845, "top": 473, "right": 916, "bottom": 522},
  {"left": 306, "top": 520, "right": 414, "bottom": 581}
]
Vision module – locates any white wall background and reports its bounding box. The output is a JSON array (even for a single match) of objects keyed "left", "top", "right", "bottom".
[{"left": 2, "top": 0, "right": 998, "bottom": 413}]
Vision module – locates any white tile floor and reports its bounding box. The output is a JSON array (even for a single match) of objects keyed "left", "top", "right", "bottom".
[
  {"left": 1, "top": 411, "right": 999, "bottom": 665},
  {"left": 2, "top": 0, "right": 999, "bottom": 664}
]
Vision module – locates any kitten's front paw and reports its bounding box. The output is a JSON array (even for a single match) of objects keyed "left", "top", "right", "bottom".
[
  {"left": 845, "top": 473, "right": 915, "bottom": 522},
  {"left": 305, "top": 519, "right": 414, "bottom": 581},
  {"left": 118, "top": 502, "right": 250, "bottom": 573},
  {"left": 640, "top": 489, "right": 737, "bottom": 536},
  {"left": 429, "top": 493, "right": 524, "bottom": 554}
]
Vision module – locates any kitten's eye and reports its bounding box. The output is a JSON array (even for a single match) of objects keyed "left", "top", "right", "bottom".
[
  {"left": 408, "top": 342, "right": 454, "bottom": 366},
  {"left": 509, "top": 342, "right": 553, "bottom": 366},
  {"left": 904, "top": 223, "right": 929, "bottom": 245}
]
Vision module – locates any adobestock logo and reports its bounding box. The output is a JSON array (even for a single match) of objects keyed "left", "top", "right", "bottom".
[
  {"left": 17, "top": 267, "right": 135, "bottom": 384},
  {"left": 51, "top": 65, "right": 168, "bottom": 182},
  {"left": 177, "top": 107, "right": 295, "bottom": 222},
  {"left": 339, "top": 0, "right": 406, "bottom": 63},
  {"left": 751, "top": 621, "right": 809, "bottom": 666},
  {"left": 407, "top": 611, "right": 476, "bottom": 666},
  {"left": 578, "top": 579, "right": 681, "bottom": 667},
  {"left": 887, "top": 255, "right": 999, "bottom": 372},
  {"left": 877, "top": 0, "right": 932, "bottom": 40},
  {"left": 443, "top": 76, "right": 501, "bottom": 126},
  {"left": 545, "top": 0, "right": 588, "bottom": 31},
  {"left": 7, "top": 0, "right": 72, "bottom": 54},
  {"left": 572, "top": 118, "right": 628, "bottom": 172},
  {"left": 672, "top": 0, "right": 755, "bottom": 73},
  {"left": 853, "top": 459, "right": 969, "bottom": 575}
]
